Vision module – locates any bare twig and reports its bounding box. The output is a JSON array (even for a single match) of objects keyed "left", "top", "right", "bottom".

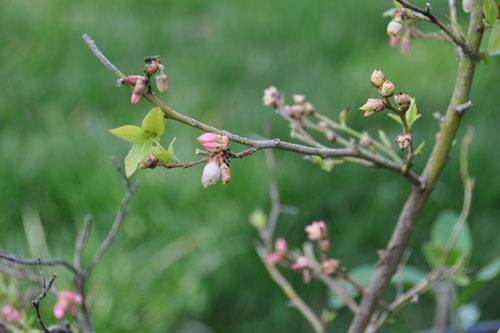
[
  {"left": 32, "top": 259, "right": 57, "bottom": 333},
  {"left": 255, "top": 244, "right": 325, "bottom": 333},
  {"left": 74, "top": 215, "right": 93, "bottom": 271},
  {"left": 0, "top": 250, "right": 77, "bottom": 274},
  {"left": 84, "top": 158, "right": 138, "bottom": 277}
]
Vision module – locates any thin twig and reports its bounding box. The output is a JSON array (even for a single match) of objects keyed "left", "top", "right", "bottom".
[
  {"left": 74, "top": 214, "right": 93, "bottom": 271},
  {"left": 0, "top": 250, "right": 77, "bottom": 274},
  {"left": 32, "top": 259, "right": 57, "bottom": 333},
  {"left": 256, "top": 244, "right": 325, "bottom": 333},
  {"left": 84, "top": 158, "right": 138, "bottom": 277}
]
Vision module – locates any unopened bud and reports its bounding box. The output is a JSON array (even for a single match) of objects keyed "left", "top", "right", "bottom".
[
  {"left": 387, "top": 18, "right": 404, "bottom": 38},
  {"left": 138, "top": 154, "right": 159, "bottom": 169},
  {"left": 201, "top": 161, "right": 221, "bottom": 188},
  {"left": 370, "top": 70, "right": 386, "bottom": 88},
  {"left": 396, "top": 133, "right": 412, "bottom": 151},
  {"left": 263, "top": 86, "right": 282, "bottom": 108},
  {"left": 293, "top": 94, "right": 306, "bottom": 105},
  {"left": 155, "top": 71, "right": 168, "bottom": 93},
  {"left": 379, "top": 80, "right": 395, "bottom": 98},
  {"left": 394, "top": 93, "right": 411, "bottom": 112},
  {"left": 322, "top": 259, "right": 341, "bottom": 275},
  {"left": 359, "top": 98, "right": 385, "bottom": 116}
]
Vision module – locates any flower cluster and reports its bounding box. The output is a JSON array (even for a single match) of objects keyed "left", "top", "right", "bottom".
[
  {"left": 386, "top": 9, "right": 413, "bottom": 54},
  {"left": 267, "top": 220, "right": 342, "bottom": 284},
  {"left": 197, "top": 133, "right": 232, "bottom": 188},
  {"left": 263, "top": 86, "right": 315, "bottom": 122},
  {"left": 53, "top": 290, "right": 82, "bottom": 320},
  {"left": 0, "top": 304, "right": 20, "bottom": 323},
  {"left": 120, "top": 56, "right": 169, "bottom": 104}
]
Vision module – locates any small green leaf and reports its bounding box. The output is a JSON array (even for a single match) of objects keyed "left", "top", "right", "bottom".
[
  {"left": 378, "top": 129, "right": 393, "bottom": 149},
  {"left": 155, "top": 152, "right": 178, "bottom": 163},
  {"left": 476, "top": 257, "right": 500, "bottom": 281},
  {"left": 387, "top": 113, "right": 403, "bottom": 125},
  {"left": 483, "top": 0, "right": 499, "bottom": 26},
  {"left": 109, "top": 125, "right": 147, "bottom": 144},
  {"left": 414, "top": 140, "right": 426, "bottom": 155},
  {"left": 142, "top": 107, "right": 165, "bottom": 138},
  {"left": 423, "top": 210, "right": 472, "bottom": 267},
  {"left": 405, "top": 96, "right": 421, "bottom": 129},
  {"left": 249, "top": 209, "right": 268, "bottom": 229},
  {"left": 124, "top": 140, "right": 153, "bottom": 177},
  {"left": 338, "top": 108, "right": 349, "bottom": 126},
  {"left": 488, "top": 22, "right": 500, "bottom": 56}
]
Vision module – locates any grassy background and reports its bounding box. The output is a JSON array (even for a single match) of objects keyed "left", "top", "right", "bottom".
[{"left": 1, "top": 0, "right": 499, "bottom": 332}]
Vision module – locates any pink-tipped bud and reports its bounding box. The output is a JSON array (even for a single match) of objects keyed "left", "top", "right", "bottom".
[
  {"left": 396, "top": 133, "right": 412, "bottom": 151},
  {"left": 379, "top": 80, "right": 395, "bottom": 98},
  {"left": 1, "top": 304, "right": 21, "bottom": 323},
  {"left": 321, "top": 258, "right": 341, "bottom": 275},
  {"left": 155, "top": 71, "right": 168, "bottom": 93},
  {"left": 359, "top": 98, "right": 385, "bottom": 116},
  {"left": 126, "top": 75, "right": 144, "bottom": 85},
  {"left": 147, "top": 63, "right": 158, "bottom": 75},
  {"left": 291, "top": 256, "right": 309, "bottom": 271},
  {"left": 220, "top": 163, "right": 231, "bottom": 186},
  {"left": 131, "top": 92, "right": 141, "bottom": 104},
  {"left": 201, "top": 161, "right": 221, "bottom": 188},
  {"left": 370, "top": 70, "right": 386, "bottom": 88},
  {"left": 305, "top": 221, "right": 327, "bottom": 240},
  {"left": 197, "top": 132, "right": 229, "bottom": 151},
  {"left": 394, "top": 93, "right": 411, "bottom": 112},
  {"left": 131, "top": 78, "right": 145, "bottom": 104},
  {"left": 267, "top": 237, "right": 288, "bottom": 264}
]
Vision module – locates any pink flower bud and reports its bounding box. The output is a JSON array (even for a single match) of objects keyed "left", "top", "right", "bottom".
[
  {"left": 321, "top": 258, "right": 341, "bottom": 275},
  {"left": 396, "top": 133, "right": 412, "bottom": 151},
  {"left": 197, "top": 132, "right": 221, "bottom": 144},
  {"left": 305, "top": 221, "right": 327, "bottom": 240},
  {"left": 53, "top": 291, "right": 82, "bottom": 319},
  {"left": 394, "top": 93, "right": 411, "bottom": 112},
  {"left": 155, "top": 71, "right": 168, "bottom": 93},
  {"left": 379, "top": 80, "right": 395, "bottom": 98},
  {"left": 126, "top": 75, "right": 144, "bottom": 85},
  {"left": 267, "top": 237, "right": 288, "bottom": 264},
  {"left": 1, "top": 304, "right": 21, "bottom": 322},
  {"left": 291, "top": 256, "right": 309, "bottom": 270},
  {"left": 359, "top": 98, "right": 385, "bottom": 116},
  {"left": 370, "top": 70, "right": 386, "bottom": 88},
  {"left": 201, "top": 161, "right": 221, "bottom": 188}
]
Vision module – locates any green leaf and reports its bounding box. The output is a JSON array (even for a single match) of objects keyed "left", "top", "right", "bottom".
[
  {"left": 414, "top": 140, "right": 426, "bottom": 155},
  {"left": 483, "top": 0, "right": 499, "bottom": 26},
  {"left": 155, "top": 152, "right": 178, "bottom": 163},
  {"left": 405, "top": 96, "right": 421, "bottom": 130},
  {"left": 109, "top": 125, "right": 147, "bottom": 144},
  {"left": 124, "top": 140, "right": 153, "bottom": 177},
  {"left": 423, "top": 210, "right": 472, "bottom": 267},
  {"left": 476, "top": 257, "right": 500, "bottom": 281},
  {"left": 378, "top": 129, "right": 393, "bottom": 149},
  {"left": 488, "top": 22, "right": 500, "bottom": 56},
  {"left": 142, "top": 107, "right": 165, "bottom": 138}
]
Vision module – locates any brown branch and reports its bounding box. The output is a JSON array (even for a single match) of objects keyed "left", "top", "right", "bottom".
[
  {"left": 395, "top": 0, "right": 471, "bottom": 55},
  {"left": 348, "top": 3, "right": 485, "bottom": 331},
  {"left": 82, "top": 33, "right": 422, "bottom": 187}
]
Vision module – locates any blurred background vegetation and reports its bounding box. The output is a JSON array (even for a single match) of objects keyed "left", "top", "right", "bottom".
[{"left": 1, "top": 0, "right": 499, "bottom": 332}]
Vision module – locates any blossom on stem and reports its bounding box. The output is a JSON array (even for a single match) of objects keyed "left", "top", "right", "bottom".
[
  {"left": 305, "top": 220, "right": 327, "bottom": 240},
  {"left": 131, "top": 77, "right": 146, "bottom": 104},
  {"left": 394, "top": 93, "right": 411, "bottom": 112},
  {"left": 378, "top": 80, "right": 395, "bottom": 98},
  {"left": 197, "top": 133, "right": 229, "bottom": 151},
  {"left": 359, "top": 98, "right": 385, "bottom": 117},
  {"left": 0, "top": 304, "right": 20, "bottom": 322},
  {"left": 267, "top": 237, "right": 288, "bottom": 264},
  {"left": 396, "top": 133, "right": 412, "bottom": 151},
  {"left": 370, "top": 70, "right": 386, "bottom": 88},
  {"left": 155, "top": 70, "right": 168, "bottom": 93},
  {"left": 263, "top": 86, "right": 282, "bottom": 108},
  {"left": 53, "top": 291, "right": 82, "bottom": 320},
  {"left": 321, "top": 258, "right": 341, "bottom": 275},
  {"left": 201, "top": 160, "right": 221, "bottom": 188},
  {"left": 291, "top": 256, "right": 312, "bottom": 283}
]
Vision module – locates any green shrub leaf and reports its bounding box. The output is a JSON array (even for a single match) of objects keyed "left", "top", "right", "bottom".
[
  {"left": 125, "top": 140, "right": 153, "bottom": 177},
  {"left": 142, "top": 107, "right": 165, "bottom": 138},
  {"left": 109, "top": 125, "right": 147, "bottom": 144}
]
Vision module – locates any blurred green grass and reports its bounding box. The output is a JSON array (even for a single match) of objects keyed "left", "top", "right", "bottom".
[{"left": 1, "top": 0, "right": 499, "bottom": 332}]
